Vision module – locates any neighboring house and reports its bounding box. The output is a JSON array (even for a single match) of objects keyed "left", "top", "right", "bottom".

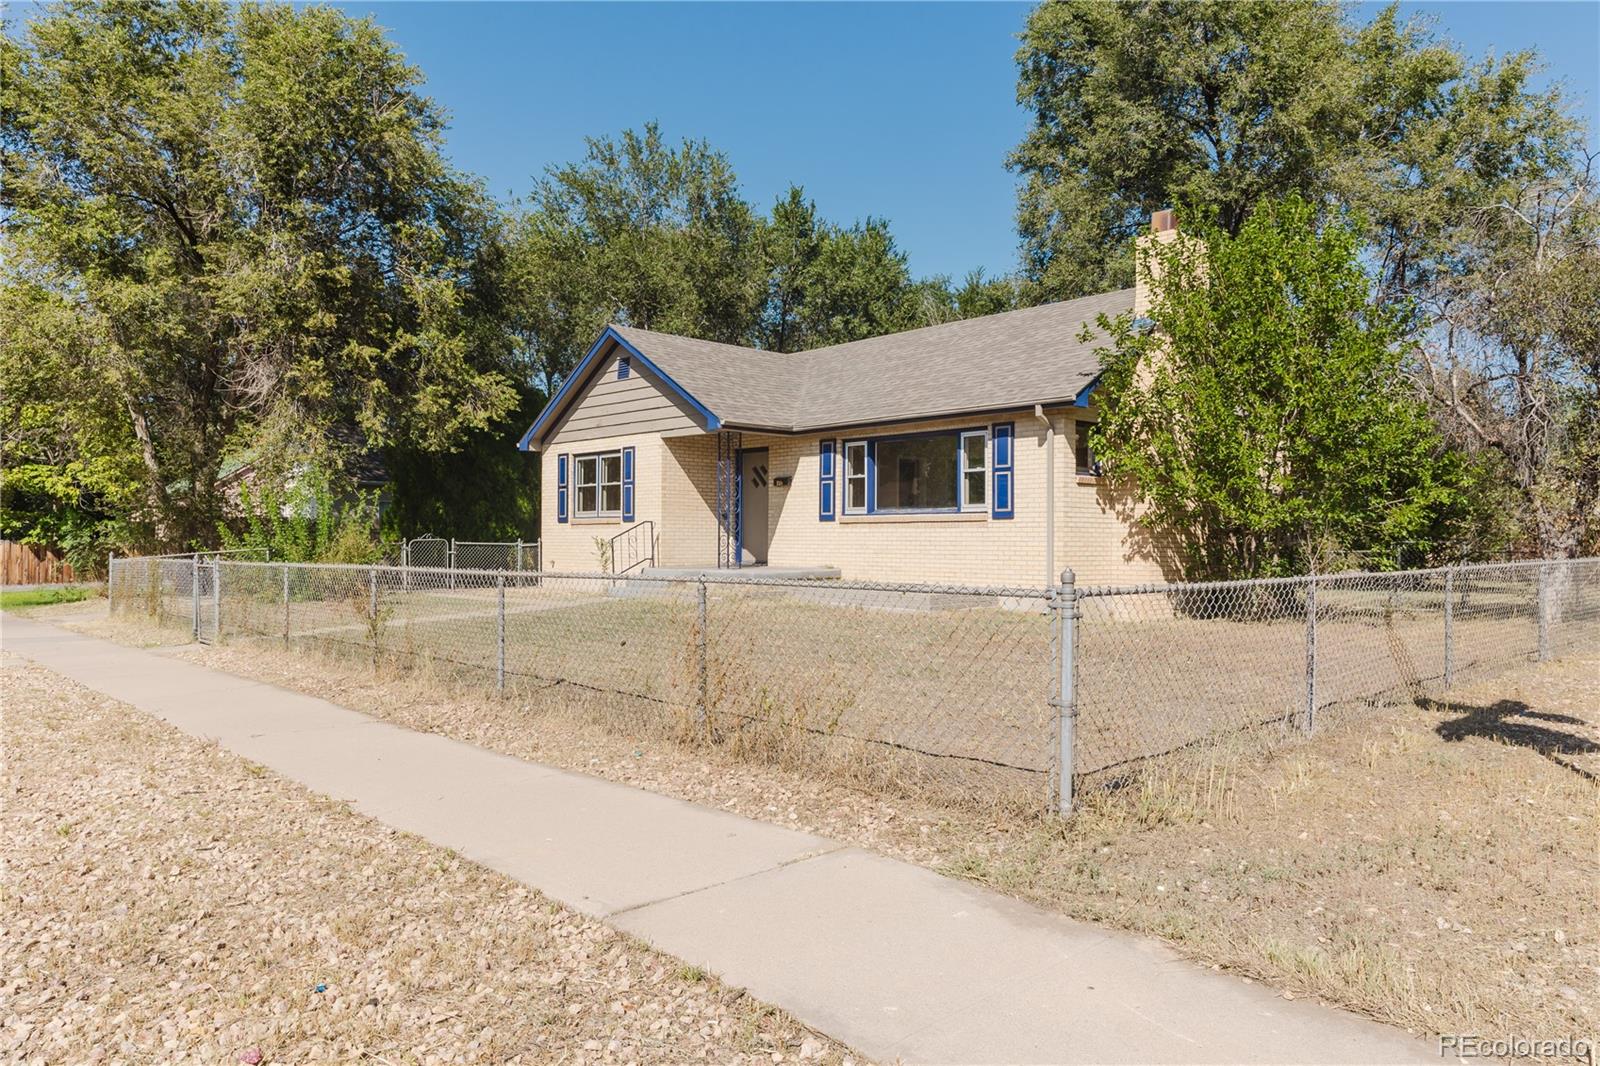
[
  {"left": 216, "top": 424, "right": 392, "bottom": 519},
  {"left": 517, "top": 215, "right": 1182, "bottom": 587}
]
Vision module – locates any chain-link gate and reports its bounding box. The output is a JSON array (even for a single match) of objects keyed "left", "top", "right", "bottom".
[{"left": 405, "top": 536, "right": 449, "bottom": 569}]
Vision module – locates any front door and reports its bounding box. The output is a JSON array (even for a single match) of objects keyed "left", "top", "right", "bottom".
[{"left": 740, "top": 448, "right": 770, "bottom": 565}]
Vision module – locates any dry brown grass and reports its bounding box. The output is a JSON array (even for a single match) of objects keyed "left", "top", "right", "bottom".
[
  {"left": 0, "top": 652, "right": 857, "bottom": 1065},
  {"left": 44, "top": 599, "right": 1600, "bottom": 1052}
]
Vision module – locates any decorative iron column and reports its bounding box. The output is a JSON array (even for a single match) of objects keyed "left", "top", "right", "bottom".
[{"left": 715, "top": 430, "right": 743, "bottom": 568}]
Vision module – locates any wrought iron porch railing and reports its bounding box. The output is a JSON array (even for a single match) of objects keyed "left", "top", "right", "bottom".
[{"left": 609, "top": 520, "right": 655, "bottom": 575}]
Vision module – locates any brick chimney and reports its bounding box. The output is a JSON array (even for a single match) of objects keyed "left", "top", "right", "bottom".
[{"left": 1134, "top": 208, "right": 1179, "bottom": 318}]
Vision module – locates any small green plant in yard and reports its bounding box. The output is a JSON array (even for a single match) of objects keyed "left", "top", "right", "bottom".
[
  {"left": 676, "top": 964, "right": 706, "bottom": 983},
  {"left": 1, "top": 586, "right": 91, "bottom": 609}
]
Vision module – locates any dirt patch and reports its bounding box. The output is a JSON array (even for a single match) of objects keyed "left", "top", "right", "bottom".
[
  {"left": 0, "top": 653, "right": 858, "bottom": 1065},
  {"left": 50, "top": 601, "right": 1600, "bottom": 1051}
]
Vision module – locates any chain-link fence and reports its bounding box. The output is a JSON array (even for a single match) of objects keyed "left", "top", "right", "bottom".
[
  {"left": 106, "top": 555, "right": 1598, "bottom": 815},
  {"left": 397, "top": 537, "right": 540, "bottom": 573},
  {"left": 1072, "top": 560, "right": 1599, "bottom": 795}
]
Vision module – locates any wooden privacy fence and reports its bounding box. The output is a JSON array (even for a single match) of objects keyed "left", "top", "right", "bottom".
[{"left": 0, "top": 540, "right": 77, "bottom": 585}]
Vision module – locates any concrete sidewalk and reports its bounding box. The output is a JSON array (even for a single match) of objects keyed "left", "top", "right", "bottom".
[{"left": 2, "top": 613, "right": 1440, "bottom": 1065}]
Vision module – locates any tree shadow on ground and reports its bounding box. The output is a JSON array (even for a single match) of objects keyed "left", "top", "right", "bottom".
[{"left": 1419, "top": 696, "right": 1599, "bottom": 782}]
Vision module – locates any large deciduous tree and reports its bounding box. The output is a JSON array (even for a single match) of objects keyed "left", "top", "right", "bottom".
[
  {"left": 1009, "top": 1, "right": 1582, "bottom": 304},
  {"left": 504, "top": 124, "right": 766, "bottom": 389},
  {"left": 1418, "top": 160, "right": 1600, "bottom": 557},
  {"left": 1089, "top": 198, "right": 1486, "bottom": 579},
  {"left": 1, "top": 0, "right": 518, "bottom": 548},
  {"left": 505, "top": 129, "right": 1014, "bottom": 399},
  {"left": 757, "top": 186, "right": 934, "bottom": 352}
]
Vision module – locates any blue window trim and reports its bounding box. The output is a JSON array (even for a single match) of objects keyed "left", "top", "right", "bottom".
[
  {"left": 839, "top": 425, "right": 992, "bottom": 516},
  {"left": 621, "top": 446, "right": 635, "bottom": 522},
  {"left": 556, "top": 453, "right": 569, "bottom": 523},
  {"left": 818, "top": 440, "right": 836, "bottom": 521},
  {"left": 519, "top": 328, "right": 721, "bottom": 450},
  {"left": 991, "top": 422, "right": 1014, "bottom": 519}
]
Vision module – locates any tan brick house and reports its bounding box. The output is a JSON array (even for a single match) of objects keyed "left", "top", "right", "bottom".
[{"left": 518, "top": 223, "right": 1180, "bottom": 587}]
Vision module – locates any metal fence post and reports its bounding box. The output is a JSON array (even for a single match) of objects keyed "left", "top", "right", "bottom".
[
  {"left": 696, "top": 577, "right": 709, "bottom": 727},
  {"left": 368, "top": 566, "right": 379, "bottom": 668},
  {"left": 191, "top": 554, "right": 200, "bottom": 641},
  {"left": 448, "top": 538, "right": 456, "bottom": 590},
  {"left": 282, "top": 564, "right": 291, "bottom": 647},
  {"left": 496, "top": 575, "right": 507, "bottom": 695},
  {"left": 1054, "top": 569, "right": 1077, "bottom": 817},
  {"left": 515, "top": 539, "right": 523, "bottom": 573},
  {"left": 1304, "top": 577, "right": 1318, "bottom": 734},
  {"left": 1443, "top": 567, "right": 1455, "bottom": 689},
  {"left": 1537, "top": 561, "right": 1551, "bottom": 661},
  {"left": 212, "top": 561, "right": 221, "bottom": 644}
]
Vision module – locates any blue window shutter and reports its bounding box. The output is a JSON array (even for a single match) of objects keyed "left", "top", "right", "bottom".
[
  {"left": 617, "top": 356, "right": 631, "bottom": 380},
  {"left": 991, "top": 422, "right": 1014, "bottom": 519},
  {"left": 557, "top": 453, "right": 569, "bottom": 523},
  {"left": 621, "top": 446, "right": 636, "bottom": 522},
  {"left": 818, "top": 440, "right": 836, "bottom": 521}
]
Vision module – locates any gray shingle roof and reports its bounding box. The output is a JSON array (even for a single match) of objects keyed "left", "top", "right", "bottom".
[{"left": 568, "top": 287, "right": 1132, "bottom": 438}]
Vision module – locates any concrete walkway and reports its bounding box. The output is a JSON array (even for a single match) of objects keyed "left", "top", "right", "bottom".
[{"left": 3, "top": 613, "right": 1439, "bottom": 1065}]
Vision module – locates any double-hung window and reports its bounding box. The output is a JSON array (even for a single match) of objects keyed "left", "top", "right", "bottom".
[
  {"left": 844, "top": 441, "right": 868, "bottom": 514},
  {"left": 842, "top": 427, "right": 990, "bottom": 514},
  {"left": 959, "top": 430, "right": 987, "bottom": 510},
  {"left": 574, "top": 451, "right": 623, "bottom": 518}
]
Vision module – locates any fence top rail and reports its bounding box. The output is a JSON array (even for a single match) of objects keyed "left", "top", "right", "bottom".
[
  {"left": 126, "top": 548, "right": 271, "bottom": 561},
  {"left": 111, "top": 552, "right": 1593, "bottom": 600},
  {"left": 1074, "top": 555, "right": 1595, "bottom": 598},
  {"left": 134, "top": 556, "right": 1052, "bottom": 599}
]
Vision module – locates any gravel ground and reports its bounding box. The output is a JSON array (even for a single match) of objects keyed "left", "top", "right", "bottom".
[
  {"left": 42, "top": 601, "right": 1600, "bottom": 1051},
  {"left": 0, "top": 652, "right": 857, "bottom": 1065}
]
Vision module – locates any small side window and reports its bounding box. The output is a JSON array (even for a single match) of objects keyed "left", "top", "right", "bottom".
[{"left": 1075, "top": 421, "right": 1101, "bottom": 477}]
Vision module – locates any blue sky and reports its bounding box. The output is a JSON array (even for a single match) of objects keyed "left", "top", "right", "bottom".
[{"left": 15, "top": 0, "right": 1582, "bottom": 281}]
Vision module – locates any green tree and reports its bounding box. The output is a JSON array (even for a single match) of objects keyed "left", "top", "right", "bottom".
[
  {"left": 1417, "top": 161, "right": 1600, "bottom": 557},
  {"left": 1089, "top": 197, "right": 1484, "bottom": 579},
  {"left": 383, "top": 380, "right": 545, "bottom": 541},
  {"left": 1010, "top": 1, "right": 1582, "bottom": 302},
  {"left": 0, "top": 282, "right": 142, "bottom": 573},
  {"left": 506, "top": 124, "right": 765, "bottom": 387},
  {"left": 758, "top": 186, "right": 958, "bottom": 351},
  {"left": 1, "top": 0, "right": 518, "bottom": 549}
]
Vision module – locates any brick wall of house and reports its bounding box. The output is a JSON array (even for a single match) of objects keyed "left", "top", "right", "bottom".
[
  {"left": 659, "top": 434, "right": 720, "bottom": 567},
  {"left": 537, "top": 431, "right": 664, "bottom": 573},
  {"left": 746, "top": 411, "right": 1171, "bottom": 588},
  {"left": 1056, "top": 410, "right": 1174, "bottom": 587},
  {"left": 538, "top": 412, "right": 1173, "bottom": 587}
]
